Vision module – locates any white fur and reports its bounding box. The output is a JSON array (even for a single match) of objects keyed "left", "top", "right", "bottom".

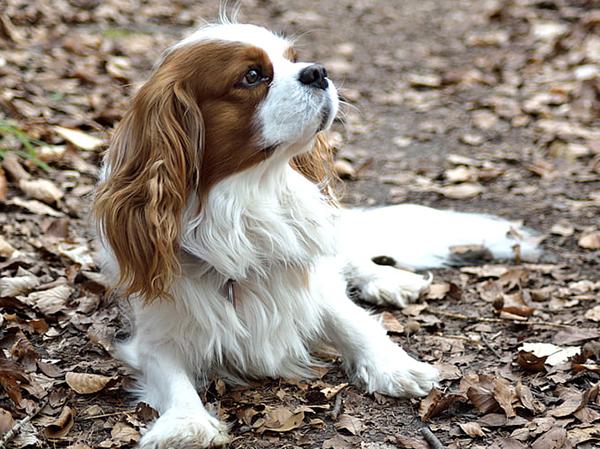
[{"left": 98, "top": 23, "right": 539, "bottom": 449}]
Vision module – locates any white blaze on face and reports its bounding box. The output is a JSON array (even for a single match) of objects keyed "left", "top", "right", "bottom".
[{"left": 176, "top": 23, "right": 339, "bottom": 152}]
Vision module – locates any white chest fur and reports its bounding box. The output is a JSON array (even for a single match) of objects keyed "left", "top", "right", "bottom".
[{"left": 124, "top": 160, "right": 339, "bottom": 384}]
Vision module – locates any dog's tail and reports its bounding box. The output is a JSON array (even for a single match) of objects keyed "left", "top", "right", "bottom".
[{"left": 337, "top": 204, "right": 542, "bottom": 269}]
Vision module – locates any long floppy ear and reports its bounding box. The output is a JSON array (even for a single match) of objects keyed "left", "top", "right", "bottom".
[
  {"left": 291, "top": 132, "right": 339, "bottom": 200},
  {"left": 93, "top": 75, "right": 203, "bottom": 302}
]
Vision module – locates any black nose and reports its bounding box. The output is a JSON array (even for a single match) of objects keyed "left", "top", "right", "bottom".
[{"left": 298, "top": 64, "right": 329, "bottom": 90}]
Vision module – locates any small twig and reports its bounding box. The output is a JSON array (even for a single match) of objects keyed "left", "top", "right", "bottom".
[
  {"left": 80, "top": 409, "right": 136, "bottom": 421},
  {"left": 420, "top": 426, "right": 445, "bottom": 449},
  {"left": 329, "top": 393, "right": 343, "bottom": 421},
  {"left": 0, "top": 398, "right": 49, "bottom": 448},
  {"left": 481, "top": 335, "right": 503, "bottom": 359},
  {"left": 428, "top": 307, "right": 581, "bottom": 329}
]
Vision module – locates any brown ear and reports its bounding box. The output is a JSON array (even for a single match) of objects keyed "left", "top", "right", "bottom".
[
  {"left": 93, "top": 76, "right": 203, "bottom": 302},
  {"left": 291, "top": 132, "right": 339, "bottom": 199}
]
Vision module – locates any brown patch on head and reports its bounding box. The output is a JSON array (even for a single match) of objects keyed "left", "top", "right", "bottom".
[
  {"left": 283, "top": 46, "right": 299, "bottom": 63},
  {"left": 93, "top": 40, "right": 275, "bottom": 302}
]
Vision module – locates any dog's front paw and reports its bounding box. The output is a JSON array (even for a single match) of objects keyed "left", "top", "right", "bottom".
[
  {"left": 355, "top": 348, "right": 439, "bottom": 397},
  {"left": 139, "top": 409, "right": 229, "bottom": 449},
  {"left": 357, "top": 266, "right": 431, "bottom": 308}
]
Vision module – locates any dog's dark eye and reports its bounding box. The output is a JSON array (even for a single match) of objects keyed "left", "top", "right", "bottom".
[
  {"left": 239, "top": 67, "right": 270, "bottom": 88},
  {"left": 245, "top": 69, "right": 260, "bottom": 85}
]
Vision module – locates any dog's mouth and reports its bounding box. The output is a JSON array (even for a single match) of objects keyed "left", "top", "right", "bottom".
[{"left": 317, "top": 102, "right": 333, "bottom": 133}]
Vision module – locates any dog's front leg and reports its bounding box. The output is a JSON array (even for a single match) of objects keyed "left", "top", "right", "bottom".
[
  {"left": 126, "top": 339, "right": 229, "bottom": 449},
  {"left": 317, "top": 258, "right": 439, "bottom": 397}
]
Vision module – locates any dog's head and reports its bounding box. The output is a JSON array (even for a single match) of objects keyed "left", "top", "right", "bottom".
[{"left": 94, "top": 23, "right": 339, "bottom": 301}]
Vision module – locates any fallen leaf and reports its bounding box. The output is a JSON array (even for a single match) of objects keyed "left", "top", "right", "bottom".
[
  {"left": 320, "top": 383, "right": 348, "bottom": 400},
  {"left": 65, "top": 372, "right": 112, "bottom": 394},
  {"left": 396, "top": 435, "right": 429, "bottom": 449},
  {"left": 25, "top": 284, "right": 73, "bottom": 315},
  {"left": 18, "top": 178, "right": 63, "bottom": 204},
  {"left": 437, "top": 183, "right": 484, "bottom": 199},
  {"left": 0, "top": 354, "right": 29, "bottom": 408},
  {"left": 335, "top": 414, "right": 363, "bottom": 435},
  {"left": 111, "top": 421, "right": 140, "bottom": 444},
  {"left": 0, "top": 168, "right": 7, "bottom": 202},
  {"left": 459, "top": 422, "right": 486, "bottom": 437},
  {"left": 53, "top": 126, "right": 103, "bottom": 151},
  {"left": 531, "top": 427, "right": 567, "bottom": 449},
  {"left": 8, "top": 197, "right": 64, "bottom": 217},
  {"left": 419, "top": 388, "right": 464, "bottom": 421},
  {"left": 0, "top": 236, "right": 16, "bottom": 258},
  {"left": 578, "top": 231, "right": 600, "bottom": 249},
  {"left": 584, "top": 305, "right": 600, "bottom": 322},
  {"left": 43, "top": 406, "right": 74, "bottom": 438},
  {"left": 490, "top": 437, "right": 528, "bottom": 449},
  {"left": 516, "top": 381, "right": 545, "bottom": 414},
  {"left": 0, "top": 271, "right": 40, "bottom": 297},
  {"left": 259, "top": 407, "right": 305, "bottom": 433},
  {"left": 334, "top": 160, "right": 356, "bottom": 180},
  {"left": 519, "top": 343, "right": 580, "bottom": 367},
  {"left": 0, "top": 408, "right": 14, "bottom": 434},
  {"left": 492, "top": 377, "right": 516, "bottom": 418},
  {"left": 323, "top": 435, "right": 353, "bottom": 449}
]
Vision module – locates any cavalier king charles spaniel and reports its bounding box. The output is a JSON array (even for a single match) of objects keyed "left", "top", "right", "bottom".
[{"left": 93, "top": 22, "right": 539, "bottom": 448}]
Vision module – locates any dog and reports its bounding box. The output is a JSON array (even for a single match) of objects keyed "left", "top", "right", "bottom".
[{"left": 93, "top": 21, "right": 539, "bottom": 448}]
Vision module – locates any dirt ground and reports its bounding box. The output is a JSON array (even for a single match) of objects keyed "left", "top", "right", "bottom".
[{"left": 0, "top": 0, "right": 599, "bottom": 448}]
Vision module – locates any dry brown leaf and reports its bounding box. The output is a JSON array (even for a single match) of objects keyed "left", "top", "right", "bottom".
[
  {"left": 419, "top": 388, "right": 464, "bottom": 421},
  {"left": 0, "top": 236, "right": 16, "bottom": 258},
  {"left": 492, "top": 377, "right": 516, "bottom": 418},
  {"left": 0, "top": 355, "right": 29, "bottom": 408},
  {"left": 334, "top": 160, "right": 356, "bottom": 180},
  {"left": 259, "top": 407, "right": 305, "bottom": 433},
  {"left": 320, "top": 383, "right": 348, "bottom": 400},
  {"left": 0, "top": 407, "right": 14, "bottom": 434},
  {"left": 18, "top": 178, "right": 63, "bottom": 204},
  {"left": 578, "top": 231, "right": 600, "bottom": 249},
  {"left": 54, "top": 241, "right": 94, "bottom": 268},
  {"left": 464, "top": 376, "right": 501, "bottom": 414},
  {"left": 584, "top": 305, "right": 600, "bottom": 322},
  {"left": 8, "top": 197, "right": 64, "bottom": 217},
  {"left": 499, "top": 292, "right": 535, "bottom": 318},
  {"left": 1, "top": 153, "right": 30, "bottom": 181},
  {"left": 53, "top": 126, "right": 103, "bottom": 151},
  {"left": 323, "top": 435, "right": 353, "bottom": 449},
  {"left": 396, "top": 435, "right": 429, "bottom": 449},
  {"left": 459, "top": 422, "right": 486, "bottom": 437},
  {"left": 516, "top": 381, "right": 545, "bottom": 414},
  {"left": 25, "top": 284, "right": 73, "bottom": 315},
  {"left": 519, "top": 343, "right": 580, "bottom": 367},
  {"left": 334, "top": 414, "right": 363, "bottom": 435},
  {"left": 490, "top": 437, "right": 528, "bottom": 449},
  {"left": 380, "top": 311, "right": 405, "bottom": 334},
  {"left": 65, "top": 372, "right": 112, "bottom": 395},
  {"left": 43, "top": 406, "right": 74, "bottom": 439},
  {"left": 531, "top": 427, "right": 567, "bottom": 449},
  {"left": 111, "top": 421, "right": 140, "bottom": 444},
  {"left": 0, "top": 168, "right": 7, "bottom": 202},
  {"left": 437, "top": 183, "right": 484, "bottom": 199},
  {"left": 0, "top": 271, "right": 40, "bottom": 297}
]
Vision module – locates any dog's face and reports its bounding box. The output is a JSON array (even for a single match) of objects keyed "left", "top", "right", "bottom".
[
  {"left": 94, "top": 23, "right": 339, "bottom": 301},
  {"left": 175, "top": 24, "right": 339, "bottom": 156}
]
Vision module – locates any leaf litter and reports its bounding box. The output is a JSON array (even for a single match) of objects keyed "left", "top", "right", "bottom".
[{"left": 0, "top": 0, "right": 599, "bottom": 448}]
